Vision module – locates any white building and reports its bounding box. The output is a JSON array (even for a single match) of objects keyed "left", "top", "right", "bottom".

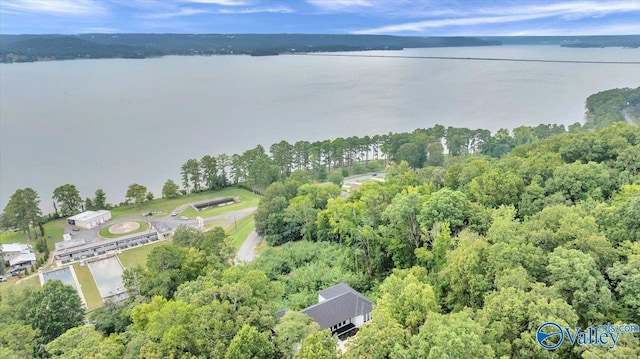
[
  {"left": 1, "top": 243, "right": 37, "bottom": 272},
  {"left": 67, "top": 210, "right": 111, "bottom": 229},
  {"left": 1, "top": 243, "right": 31, "bottom": 262}
]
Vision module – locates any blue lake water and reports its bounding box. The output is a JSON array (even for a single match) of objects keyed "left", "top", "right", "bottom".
[{"left": 1, "top": 46, "right": 639, "bottom": 211}]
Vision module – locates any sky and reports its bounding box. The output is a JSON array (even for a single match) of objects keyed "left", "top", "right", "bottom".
[{"left": 1, "top": 0, "right": 640, "bottom": 36}]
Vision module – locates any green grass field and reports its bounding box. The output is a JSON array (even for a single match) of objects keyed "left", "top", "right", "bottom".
[
  {"left": 98, "top": 220, "right": 151, "bottom": 239},
  {"left": 1, "top": 188, "right": 258, "bottom": 246},
  {"left": 203, "top": 219, "right": 224, "bottom": 231},
  {"left": 72, "top": 264, "right": 102, "bottom": 311},
  {"left": 0, "top": 230, "right": 28, "bottom": 244},
  {"left": 19, "top": 275, "right": 41, "bottom": 289},
  {"left": 0, "top": 218, "right": 66, "bottom": 252},
  {"left": 180, "top": 188, "right": 260, "bottom": 218},
  {"left": 118, "top": 241, "right": 169, "bottom": 269},
  {"left": 0, "top": 274, "right": 41, "bottom": 295},
  {"left": 109, "top": 187, "right": 259, "bottom": 219},
  {"left": 227, "top": 216, "right": 255, "bottom": 251}
]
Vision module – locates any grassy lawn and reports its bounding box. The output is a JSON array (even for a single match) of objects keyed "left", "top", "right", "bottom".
[
  {"left": 181, "top": 188, "right": 260, "bottom": 218},
  {"left": 0, "top": 230, "right": 28, "bottom": 244},
  {"left": 203, "top": 219, "right": 224, "bottom": 231},
  {"left": 19, "top": 275, "right": 41, "bottom": 289},
  {"left": 227, "top": 216, "right": 255, "bottom": 251},
  {"left": 72, "top": 263, "right": 102, "bottom": 311},
  {"left": 118, "top": 241, "right": 169, "bottom": 269},
  {"left": 109, "top": 187, "right": 259, "bottom": 219},
  {"left": 1, "top": 218, "right": 67, "bottom": 252},
  {"left": 0, "top": 275, "right": 41, "bottom": 295},
  {"left": 2, "top": 188, "right": 258, "bottom": 248},
  {"left": 44, "top": 219, "right": 67, "bottom": 250},
  {"left": 98, "top": 220, "right": 151, "bottom": 239}
]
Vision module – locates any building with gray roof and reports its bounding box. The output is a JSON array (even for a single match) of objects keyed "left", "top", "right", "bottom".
[{"left": 300, "top": 283, "right": 373, "bottom": 336}]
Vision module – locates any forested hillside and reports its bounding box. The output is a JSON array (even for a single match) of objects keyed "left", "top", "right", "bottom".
[
  {"left": 172, "top": 88, "right": 637, "bottom": 196},
  {"left": 0, "top": 34, "right": 499, "bottom": 63},
  {"left": 584, "top": 87, "right": 640, "bottom": 129},
  {"left": 480, "top": 35, "right": 640, "bottom": 47},
  {"left": 3, "top": 34, "right": 638, "bottom": 63},
  {"left": 251, "top": 121, "right": 640, "bottom": 357},
  {"left": 1, "top": 89, "right": 639, "bottom": 358}
]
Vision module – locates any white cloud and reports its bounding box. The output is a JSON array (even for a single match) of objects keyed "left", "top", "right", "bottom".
[
  {"left": 140, "top": 7, "right": 210, "bottom": 19},
  {"left": 136, "top": 0, "right": 291, "bottom": 19},
  {"left": 353, "top": 1, "right": 640, "bottom": 34},
  {"left": 180, "top": 0, "right": 247, "bottom": 5},
  {"left": 306, "top": 0, "right": 373, "bottom": 12},
  {"left": 354, "top": 14, "right": 545, "bottom": 34},
  {"left": 474, "top": 1, "right": 640, "bottom": 19},
  {"left": 218, "top": 6, "right": 293, "bottom": 14},
  {"left": 0, "top": 0, "right": 106, "bottom": 16},
  {"left": 509, "top": 23, "right": 640, "bottom": 36}
]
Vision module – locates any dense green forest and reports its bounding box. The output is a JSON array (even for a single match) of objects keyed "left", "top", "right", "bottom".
[
  {"left": 2, "top": 34, "right": 639, "bottom": 63},
  {"left": 1, "top": 88, "right": 640, "bottom": 358},
  {"left": 169, "top": 89, "right": 637, "bottom": 198},
  {"left": 585, "top": 87, "right": 640, "bottom": 129},
  {"left": 479, "top": 35, "right": 640, "bottom": 48},
  {"left": 0, "top": 36, "right": 163, "bottom": 62},
  {"left": 0, "top": 34, "right": 499, "bottom": 63},
  {"left": 174, "top": 121, "right": 572, "bottom": 196}
]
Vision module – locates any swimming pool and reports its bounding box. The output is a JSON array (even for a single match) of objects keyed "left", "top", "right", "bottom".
[
  {"left": 87, "top": 256, "right": 126, "bottom": 299},
  {"left": 42, "top": 267, "right": 77, "bottom": 290}
]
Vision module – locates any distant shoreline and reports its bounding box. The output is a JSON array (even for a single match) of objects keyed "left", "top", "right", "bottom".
[
  {"left": 3, "top": 33, "right": 639, "bottom": 64},
  {"left": 302, "top": 53, "right": 640, "bottom": 65},
  {"left": 0, "top": 33, "right": 500, "bottom": 64}
]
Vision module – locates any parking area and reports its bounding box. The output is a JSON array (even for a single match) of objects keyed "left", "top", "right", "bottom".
[{"left": 55, "top": 206, "right": 258, "bottom": 263}]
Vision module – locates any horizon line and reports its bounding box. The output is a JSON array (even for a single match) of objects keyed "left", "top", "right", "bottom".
[{"left": 2, "top": 32, "right": 640, "bottom": 37}]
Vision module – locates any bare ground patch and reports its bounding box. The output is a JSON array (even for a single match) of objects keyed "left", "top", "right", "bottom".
[{"left": 108, "top": 222, "right": 140, "bottom": 234}]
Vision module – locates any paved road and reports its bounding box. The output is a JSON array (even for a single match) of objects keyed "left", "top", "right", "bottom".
[
  {"left": 343, "top": 172, "right": 386, "bottom": 184},
  {"left": 235, "top": 230, "right": 262, "bottom": 264},
  {"left": 341, "top": 172, "right": 386, "bottom": 197},
  {"left": 151, "top": 207, "right": 257, "bottom": 232},
  {"left": 204, "top": 207, "right": 256, "bottom": 226},
  {"left": 624, "top": 110, "right": 636, "bottom": 125}
]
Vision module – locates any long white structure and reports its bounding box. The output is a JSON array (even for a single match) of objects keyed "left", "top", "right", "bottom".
[
  {"left": 67, "top": 210, "right": 111, "bottom": 229},
  {"left": 53, "top": 230, "right": 160, "bottom": 265}
]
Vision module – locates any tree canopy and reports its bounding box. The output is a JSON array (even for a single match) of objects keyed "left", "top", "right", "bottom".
[
  {"left": 52, "top": 184, "right": 82, "bottom": 216},
  {"left": 2, "top": 187, "right": 42, "bottom": 240},
  {"left": 125, "top": 183, "right": 148, "bottom": 208},
  {"left": 4, "top": 88, "right": 640, "bottom": 359}
]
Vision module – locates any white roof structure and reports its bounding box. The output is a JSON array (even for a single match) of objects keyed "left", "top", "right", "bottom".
[
  {"left": 0, "top": 243, "right": 30, "bottom": 253},
  {"left": 68, "top": 210, "right": 111, "bottom": 221},
  {"left": 9, "top": 252, "right": 36, "bottom": 266},
  {"left": 55, "top": 238, "right": 86, "bottom": 251}
]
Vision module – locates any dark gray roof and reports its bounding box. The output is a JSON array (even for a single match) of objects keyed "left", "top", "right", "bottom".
[
  {"left": 318, "top": 282, "right": 357, "bottom": 300},
  {"left": 301, "top": 286, "right": 373, "bottom": 330},
  {"left": 275, "top": 308, "right": 289, "bottom": 319}
]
